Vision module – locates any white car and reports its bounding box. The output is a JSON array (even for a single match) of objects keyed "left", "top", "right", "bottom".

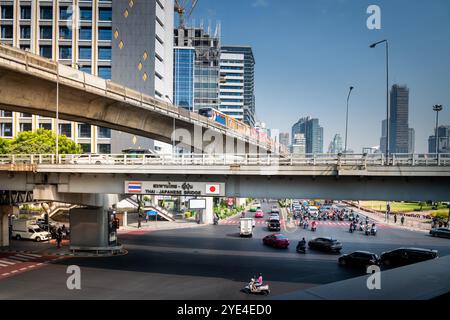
[{"left": 69, "top": 154, "right": 114, "bottom": 165}]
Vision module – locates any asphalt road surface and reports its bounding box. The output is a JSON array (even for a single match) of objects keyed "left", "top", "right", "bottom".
[{"left": 0, "top": 201, "right": 449, "bottom": 300}]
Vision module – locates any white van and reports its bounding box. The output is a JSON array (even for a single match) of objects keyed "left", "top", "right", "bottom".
[
  {"left": 12, "top": 220, "right": 51, "bottom": 242},
  {"left": 240, "top": 218, "right": 254, "bottom": 237}
]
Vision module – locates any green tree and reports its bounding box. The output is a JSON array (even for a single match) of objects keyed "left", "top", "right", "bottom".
[
  {"left": 6, "top": 129, "right": 81, "bottom": 154},
  {"left": 0, "top": 138, "right": 10, "bottom": 154}
]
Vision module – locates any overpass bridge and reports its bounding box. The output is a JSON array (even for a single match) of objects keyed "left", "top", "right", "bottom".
[{"left": 0, "top": 44, "right": 278, "bottom": 154}]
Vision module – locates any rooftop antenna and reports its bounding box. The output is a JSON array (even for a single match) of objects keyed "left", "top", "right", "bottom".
[{"left": 175, "top": 0, "right": 199, "bottom": 28}]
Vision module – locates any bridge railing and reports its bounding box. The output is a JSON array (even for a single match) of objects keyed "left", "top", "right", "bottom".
[{"left": 1, "top": 153, "right": 450, "bottom": 167}]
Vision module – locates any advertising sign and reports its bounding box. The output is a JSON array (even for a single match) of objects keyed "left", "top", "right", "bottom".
[
  {"left": 189, "top": 199, "right": 207, "bottom": 209},
  {"left": 125, "top": 181, "right": 225, "bottom": 197}
]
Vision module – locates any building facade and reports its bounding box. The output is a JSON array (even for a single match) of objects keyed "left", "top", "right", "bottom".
[
  {"left": 291, "top": 117, "right": 323, "bottom": 154},
  {"left": 408, "top": 128, "right": 415, "bottom": 154},
  {"left": 219, "top": 52, "right": 244, "bottom": 121},
  {"left": 174, "top": 25, "right": 220, "bottom": 112},
  {"left": 221, "top": 46, "right": 255, "bottom": 127},
  {"left": 0, "top": 0, "right": 174, "bottom": 154},
  {"left": 173, "top": 46, "right": 195, "bottom": 111},
  {"left": 428, "top": 125, "right": 450, "bottom": 153},
  {"left": 279, "top": 132, "right": 290, "bottom": 149},
  {"left": 328, "top": 134, "right": 343, "bottom": 154},
  {"left": 389, "top": 84, "right": 410, "bottom": 154},
  {"left": 379, "top": 119, "right": 387, "bottom": 154},
  {"left": 291, "top": 133, "right": 306, "bottom": 155}
]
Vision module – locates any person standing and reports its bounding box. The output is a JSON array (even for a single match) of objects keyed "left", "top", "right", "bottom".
[
  {"left": 56, "top": 227, "right": 62, "bottom": 249},
  {"left": 394, "top": 214, "right": 397, "bottom": 224},
  {"left": 401, "top": 215, "right": 405, "bottom": 226}
]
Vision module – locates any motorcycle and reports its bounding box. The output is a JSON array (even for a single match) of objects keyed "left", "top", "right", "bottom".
[
  {"left": 371, "top": 227, "right": 377, "bottom": 236},
  {"left": 296, "top": 242, "right": 307, "bottom": 254},
  {"left": 303, "top": 221, "right": 309, "bottom": 230},
  {"left": 359, "top": 223, "right": 364, "bottom": 231},
  {"left": 349, "top": 225, "right": 354, "bottom": 233},
  {"left": 311, "top": 224, "right": 317, "bottom": 232},
  {"left": 213, "top": 217, "right": 219, "bottom": 225},
  {"left": 242, "top": 279, "right": 270, "bottom": 296},
  {"left": 365, "top": 226, "right": 371, "bottom": 236}
]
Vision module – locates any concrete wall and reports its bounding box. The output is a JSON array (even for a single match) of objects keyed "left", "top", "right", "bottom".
[{"left": 0, "top": 206, "right": 18, "bottom": 247}]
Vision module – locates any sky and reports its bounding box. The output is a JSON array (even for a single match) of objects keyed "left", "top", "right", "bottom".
[{"left": 187, "top": 0, "right": 450, "bottom": 153}]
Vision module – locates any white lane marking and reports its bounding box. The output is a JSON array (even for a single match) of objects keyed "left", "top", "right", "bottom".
[
  {"left": 7, "top": 256, "right": 29, "bottom": 262},
  {"left": 16, "top": 254, "right": 38, "bottom": 259},
  {"left": 2, "top": 273, "right": 10, "bottom": 276},
  {"left": 0, "top": 263, "right": 8, "bottom": 267},
  {"left": 0, "top": 259, "right": 16, "bottom": 265},
  {"left": 18, "top": 253, "right": 41, "bottom": 258}
]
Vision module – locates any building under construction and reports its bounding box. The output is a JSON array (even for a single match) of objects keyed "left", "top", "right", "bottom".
[{"left": 174, "top": 24, "right": 221, "bottom": 112}]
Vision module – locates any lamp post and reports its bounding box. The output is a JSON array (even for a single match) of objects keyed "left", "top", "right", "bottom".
[
  {"left": 370, "top": 40, "right": 390, "bottom": 158},
  {"left": 344, "top": 86, "right": 354, "bottom": 154},
  {"left": 433, "top": 104, "right": 443, "bottom": 156}
]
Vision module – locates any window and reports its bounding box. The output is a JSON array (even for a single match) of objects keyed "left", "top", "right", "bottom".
[
  {"left": 40, "top": 6, "right": 53, "bottom": 20},
  {"left": 79, "top": 7, "right": 92, "bottom": 21},
  {"left": 59, "top": 26, "right": 72, "bottom": 40},
  {"left": 20, "top": 44, "right": 30, "bottom": 51},
  {"left": 59, "top": 123, "right": 72, "bottom": 137},
  {"left": 97, "top": 127, "right": 111, "bottom": 138},
  {"left": 21, "top": 6, "right": 31, "bottom": 20},
  {"left": 0, "top": 123, "right": 12, "bottom": 137},
  {"left": 79, "top": 66, "right": 91, "bottom": 74},
  {"left": 98, "top": 27, "right": 112, "bottom": 41},
  {"left": 39, "top": 123, "right": 52, "bottom": 130},
  {"left": 79, "top": 27, "right": 92, "bottom": 40},
  {"left": 20, "top": 26, "right": 31, "bottom": 39},
  {"left": 1, "top": 26, "right": 13, "bottom": 39},
  {"left": 98, "top": 66, "right": 111, "bottom": 80},
  {"left": 80, "top": 144, "right": 91, "bottom": 153},
  {"left": 59, "top": 6, "right": 71, "bottom": 20},
  {"left": 40, "top": 45, "right": 52, "bottom": 58},
  {"left": 98, "top": 47, "right": 111, "bottom": 60},
  {"left": 59, "top": 46, "right": 72, "bottom": 59},
  {"left": 20, "top": 123, "right": 32, "bottom": 132},
  {"left": 20, "top": 113, "right": 32, "bottom": 118},
  {"left": 97, "top": 144, "right": 111, "bottom": 154},
  {"left": 40, "top": 26, "right": 53, "bottom": 39},
  {"left": 99, "top": 8, "right": 112, "bottom": 21},
  {"left": 79, "top": 47, "right": 91, "bottom": 60},
  {"left": 1, "top": 5, "right": 13, "bottom": 19},
  {"left": 0, "top": 111, "right": 12, "bottom": 117},
  {"left": 78, "top": 124, "right": 91, "bottom": 138}
]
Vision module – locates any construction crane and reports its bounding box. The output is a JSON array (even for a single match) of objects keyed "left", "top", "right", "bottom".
[{"left": 174, "top": 0, "right": 198, "bottom": 28}]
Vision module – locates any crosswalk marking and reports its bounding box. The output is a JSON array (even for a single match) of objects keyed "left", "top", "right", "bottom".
[
  {"left": 0, "top": 264, "right": 7, "bottom": 267},
  {"left": 6, "top": 256, "right": 29, "bottom": 262},
  {"left": 17, "top": 253, "right": 41, "bottom": 258},
  {"left": 0, "top": 259, "right": 16, "bottom": 265}
]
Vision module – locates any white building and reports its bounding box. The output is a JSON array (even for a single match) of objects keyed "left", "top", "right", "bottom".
[{"left": 219, "top": 52, "right": 244, "bottom": 121}]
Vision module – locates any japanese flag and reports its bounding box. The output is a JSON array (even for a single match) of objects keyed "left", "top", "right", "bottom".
[{"left": 206, "top": 184, "right": 220, "bottom": 195}]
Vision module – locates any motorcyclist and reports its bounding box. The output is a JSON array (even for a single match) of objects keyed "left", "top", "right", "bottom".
[
  {"left": 311, "top": 220, "right": 317, "bottom": 230},
  {"left": 297, "top": 238, "right": 306, "bottom": 251}
]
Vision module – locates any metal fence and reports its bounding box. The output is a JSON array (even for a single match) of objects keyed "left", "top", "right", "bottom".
[{"left": 0, "top": 153, "right": 449, "bottom": 167}]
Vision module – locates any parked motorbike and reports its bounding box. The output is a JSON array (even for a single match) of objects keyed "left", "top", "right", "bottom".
[{"left": 242, "top": 279, "right": 270, "bottom": 295}]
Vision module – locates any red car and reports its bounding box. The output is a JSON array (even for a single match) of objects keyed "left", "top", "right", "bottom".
[
  {"left": 263, "top": 234, "right": 290, "bottom": 248},
  {"left": 255, "top": 210, "right": 264, "bottom": 218}
]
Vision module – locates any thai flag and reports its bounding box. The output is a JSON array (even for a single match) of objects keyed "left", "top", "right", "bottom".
[{"left": 128, "top": 182, "right": 142, "bottom": 193}]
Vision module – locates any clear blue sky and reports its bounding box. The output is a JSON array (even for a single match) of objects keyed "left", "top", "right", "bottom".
[{"left": 188, "top": 0, "right": 450, "bottom": 153}]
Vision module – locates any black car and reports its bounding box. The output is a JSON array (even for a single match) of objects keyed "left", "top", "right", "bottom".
[
  {"left": 430, "top": 228, "right": 450, "bottom": 239},
  {"left": 267, "top": 219, "right": 281, "bottom": 231},
  {"left": 380, "top": 248, "right": 439, "bottom": 267},
  {"left": 308, "top": 237, "right": 342, "bottom": 253},
  {"left": 338, "top": 251, "right": 380, "bottom": 268}
]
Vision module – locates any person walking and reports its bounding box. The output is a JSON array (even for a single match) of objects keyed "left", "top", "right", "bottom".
[
  {"left": 394, "top": 214, "right": 397, "bottom": 224},
  {"left": 56, "top": 227, "right": 62, "bottom": 249},
  {"left": 401, "top": 215, "right": 405, "bottom": 226}
]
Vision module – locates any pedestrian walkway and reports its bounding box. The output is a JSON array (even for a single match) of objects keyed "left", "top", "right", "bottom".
[
  {"left": 118, "top": 219, "right": 207, "bottom": 235},
  {"left": 0, "top": 252, "right": 63, "bottom": 280}
]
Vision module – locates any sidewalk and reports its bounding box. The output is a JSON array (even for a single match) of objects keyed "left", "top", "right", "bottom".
[
  {"left": 344, "top": 201, "right": 431, "bottom": 233},
  {"left": 118, "top": 219, "right": 208, "bottom": 234}
]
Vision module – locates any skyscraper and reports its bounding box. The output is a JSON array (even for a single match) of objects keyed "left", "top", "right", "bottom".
[
  {"left": 279, "top": 132, "right": 290, "bottom": 149},
  {"left": 174, "top": 25, "right": 221, "bottom": 112},
  {"left": 291, "top": 133, "right": 306, "bottom": 155},
  {"left": 389, "top": 85, "right": 410, "bottom": 154},
  {"left": 291, "top": 117, "right": 323, "bottom": 154},
  {"left": 221, "top": 46, "right": 256, "bottom": 127},
  {"left": 174, "top": 47, "right": 195, "bottom": 111},
  {"left": 429, "top": 125, "right": 450, "bottom": 153},
  {"left": 0, "top": 0, "right": 174, "bottom": 154},
  {"left": 219, "top": 52, "right": 244, "bottom": 121},
  {"left": 328, "top": 134, "right": 343, "bottom": 154},
  {"left": 408, "top": 128, "right": 415, "bottom": 154},
  {"left": 379, "top": 119, "right": 387, "bottom": 154}
]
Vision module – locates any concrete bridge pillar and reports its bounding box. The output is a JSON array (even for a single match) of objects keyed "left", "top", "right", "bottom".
[
  {"left": 0, "top": 206, "right": 19, "bottom": 247},
  {"left": 200, "top": 197, "right": 214, "bottom": 225}
]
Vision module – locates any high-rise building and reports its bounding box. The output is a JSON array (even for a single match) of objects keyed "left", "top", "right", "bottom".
[
  {"left": 219, "top": 52, "right": 244, "bottom": 121},
  {"left": 379, "top": 119, "right": 387, "bottom": 154},
  {"left": 291, "top": 117, "right": 323, "bottom": 154},
  {"left": 279, "top": 132, "right": 290, "bottom": 148},
  {"left": 408, "top": 128, "right": 415, "bottom": 154},
  {"left": 389, "top": 85, "right": 410, "bottom": 154},
  {"left": 173, "top": 47, "right": 195, "bottom": 111},
  {"left": 0, "top": 0, "right": 174, "bottom": 154},
  {"left": 174, "top": 25, "right": 221, "bottom": 112},
  {"left": 291, "top": 133, "right": 306, "bottom": 155},
  {"left": 221, "top": 46, "right": 255, "bottom": 127},
  {"left": 328, "top": 134, "right": 343, "bottom": 154},
  {"left": 428, "top": 125, "right": 450, "bottom": 153}
]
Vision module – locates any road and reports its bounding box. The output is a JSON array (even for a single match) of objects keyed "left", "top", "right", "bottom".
[{"left": 0, "top": 201, "right": 449, "bottom": 300}]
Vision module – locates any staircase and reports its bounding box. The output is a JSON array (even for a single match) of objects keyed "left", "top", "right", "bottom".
[
  {"left": 41, "top": 203, "right": 79, "bottom": 219},
  {"left": 122, "top": 196, "right": 175, "bottom": 222}
]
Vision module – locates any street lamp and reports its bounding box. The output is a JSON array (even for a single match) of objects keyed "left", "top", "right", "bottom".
[
  {"left": 433, "top": 104, "right": 443, "bottom": 155},
  {"left": 370, "top": 39, "right": 390, "bottom": 158},
  {"left": 344, "top": 86, "right": 354, "bottom": 154}
]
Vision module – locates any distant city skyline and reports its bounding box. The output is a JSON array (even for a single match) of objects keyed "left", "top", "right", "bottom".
[{"left": 190, "top": 0, "right": 450, "bottom": 153}]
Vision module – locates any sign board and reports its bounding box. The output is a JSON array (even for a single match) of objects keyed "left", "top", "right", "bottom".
[
  {"left": 146, "top": 210, "right": 158, "bottom": 216},
  {"left": 125, "top": 181, "right": 225, "bottom": 197},
  {"left": 189, "top": 199, "right": 206, "bottom": 210}
]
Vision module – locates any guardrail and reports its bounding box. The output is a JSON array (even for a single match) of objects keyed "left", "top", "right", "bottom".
[
  {"left": 0, "top": 153, "right": 449, "bottom": 167},
  {"left": 0, "top": 43, "right": 284, "bottom": 153}
]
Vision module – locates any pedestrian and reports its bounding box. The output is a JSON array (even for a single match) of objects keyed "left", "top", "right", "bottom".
[
  {"left": 56, "top": 227, "right": 62, "bottom": 249},
  {"left": 137, "top": 213, "right": 142, "bottom": 229},
  {"left": 401, "top": 215, "right": 405, "bottom": 226},
  {"left": 394, "top": 214, "right": 397, "bottom": 224}
]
